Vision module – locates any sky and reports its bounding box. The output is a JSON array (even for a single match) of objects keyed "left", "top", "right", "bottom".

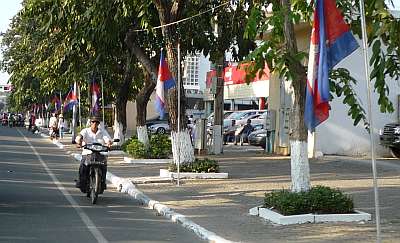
[
  {"left": 0, "top": 1, "right": 22, "bottom": 85},
  {"left": 0, "top": 0, "right": 398, "bottom": 85}
]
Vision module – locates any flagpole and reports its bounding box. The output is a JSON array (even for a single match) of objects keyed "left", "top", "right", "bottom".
[
  {"left": 359, "top": 1, "right": 381, "bottom": 242},
  {"left": 59, "top": 91, "right": 62, "bottom": 138},
  {"left": 72, "top": 82, "right": 77, "bottom": 144},
  {"left": 177, "top": 43, "right": 181, "bottom": 187},
  {"left": 101, "top": 74, "right": 105, "bottom": 127},
  {"left": 78, "top": 83, "right": 81, "bottom": 130}
]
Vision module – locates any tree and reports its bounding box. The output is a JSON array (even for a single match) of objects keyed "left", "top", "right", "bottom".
[
  {"left": 245, "top": 0, "right": 399, "bottom": 192},
  {"left": 1, "top": 0, "right": 144, "bottom": 142}
]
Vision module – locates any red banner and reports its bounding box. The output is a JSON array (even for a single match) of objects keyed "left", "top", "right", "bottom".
[{"left": 224, "top": 63, "right": 269, "bottom": 85}]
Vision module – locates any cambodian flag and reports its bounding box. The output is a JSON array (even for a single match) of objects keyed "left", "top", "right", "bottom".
[
  {"left": 304, "top": 0, "right": 359, "bottom": 131},
  {"left": 155, "top": 51, "right": 176, "bottom": 119},
  {"left": 51, "top": 95, "right": 61, "bottom": 111},
  {"left": 63, "top": 87, "right": 78, "bottom": 111},
  {"left": 90, "top": 81, "right": 100, "bottom": 115}
]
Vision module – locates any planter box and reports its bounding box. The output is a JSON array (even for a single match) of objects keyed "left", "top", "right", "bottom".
[
  {"left": 249, "top": 205, "right": 371, "bottom": 225},
  {"left": 124, "top": 157, "right": 172, "bottom": 164},
  {"left": 160, "top": 169, "right": 229, "bottom": 179},
  {"left": 108, "top": 150, "right": 126, "bottom": 156}
]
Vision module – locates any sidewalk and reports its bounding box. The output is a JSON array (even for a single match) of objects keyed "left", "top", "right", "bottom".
[{"left": 54, "top": 133, "right": 400, "bottom": 243}]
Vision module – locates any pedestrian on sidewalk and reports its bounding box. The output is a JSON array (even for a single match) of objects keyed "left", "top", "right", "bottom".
[
  {"left": 58, "top": 114, "right": 65, "bottom": 139},
  {"left": 49, "top": 113, "right": 58, "bottom": 140}
]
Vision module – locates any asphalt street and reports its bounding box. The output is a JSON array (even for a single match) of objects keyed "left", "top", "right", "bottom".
[{"left": 0, "top": 126, "right": 203, "bottom": 243}]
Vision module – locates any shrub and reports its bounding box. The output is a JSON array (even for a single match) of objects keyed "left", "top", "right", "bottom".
[
  {"left": 168, "top": 158, "right": 219, "bottom": 173},
  {"left": 126, "top": 139, "right": 147, "bottom": 158},
  {"left": 121, "top": 136, "right": 136, "bottom": 152},
  {"left": 148, "top": 134, "right": 171, "bottom": 159},
  {"left": 264, "top": 186, "right": 354, "bottom": 216}
]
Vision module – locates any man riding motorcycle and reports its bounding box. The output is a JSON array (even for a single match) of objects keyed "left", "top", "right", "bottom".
[{"left": 75, "top": 116, "right": 112, "bottom": 192}]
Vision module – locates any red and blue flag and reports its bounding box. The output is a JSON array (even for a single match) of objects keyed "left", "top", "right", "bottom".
[
  {"left": 90, "top": 81, "right": 100, "bottom": 115},
  {"left": 50, "top": 95, "right": 61, "bottom": 111},
  {"left": 63, "top": 87, "right": 78, "bottom": 111},
  {"left": 155, "top": 51, "right": 176, "bottom": 119},
  {"left": 305, "top": 0, "right": 359, "bottom": 131}
]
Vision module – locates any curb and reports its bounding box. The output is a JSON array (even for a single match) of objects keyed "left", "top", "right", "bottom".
[
  {"left": 160, "top": 169, "right": 229, "bottom": 179},
  {"left": 124, "top": 157, "right": 171, "bottom": 164},
  {"left": 106, "top": 172, "right": 235, "bottom": 243},
  {"left": 249, "top": 205, "right": 371, "bottom": 225}
]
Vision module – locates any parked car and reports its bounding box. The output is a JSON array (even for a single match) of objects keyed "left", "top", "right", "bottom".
[
  {"left": 206, "top": 111, "right": 235, "bottom": 127},
  {"left": 379, "top": 123, "right": 400, "bottom": 158},
  {"left": 248, "top": 129, "right": 269, "bottom": 149},
  {"left": 236, "top": 113, "right": 263, "bottom": 126},
  {"left": 145, "top": 113, "right": 169, "bottom": 127},
  {"left": 148, "top": 123, "right": 170, "bottom": 134}
]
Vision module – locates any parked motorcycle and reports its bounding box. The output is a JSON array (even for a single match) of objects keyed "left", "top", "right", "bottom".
[{"left": 82, "top": 143, "right": 109, "bottom": 204}]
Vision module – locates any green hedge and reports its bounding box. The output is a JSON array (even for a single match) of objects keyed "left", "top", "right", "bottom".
[
  {"left": 168, "top": 158, "right": 219, "bottom": 173},
  {"left": 149, "top": 134, "right": 171, "bottom": 159},
  {"left": 264, "top": 186, "right": 354, "bottom": 216},
  {"left": 124, "top": 134, "right": 171, "bottom": 159},
  {"left": 121, "top": 136, "right": 136, "bottom": 152}
]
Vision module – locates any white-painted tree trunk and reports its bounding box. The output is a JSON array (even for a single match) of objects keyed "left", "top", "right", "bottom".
[
  {"left": 212, "top": 125, "right": 223, "bottom": 154},
  {"left": 113, "top": 121, "right": 125, "bottom": 144},
  {"left": 290, "top": 140, "right": 310, "bottom": 192},
  {"left": 137, "top": 125, "right": 149, "bottom": 149},
  {"left": 171, "top": 129, "right": 195, "bottom": 165}
]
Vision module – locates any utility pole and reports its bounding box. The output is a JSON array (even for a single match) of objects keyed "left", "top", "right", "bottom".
[{"left": 212, "top": 18, "right": 224, "bottom": 155}]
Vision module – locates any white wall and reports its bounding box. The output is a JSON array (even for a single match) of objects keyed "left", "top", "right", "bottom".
[{"left": 315, "top": 42, "right": 398, "bottom": 157}]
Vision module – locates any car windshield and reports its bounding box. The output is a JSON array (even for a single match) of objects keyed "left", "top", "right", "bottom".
[
  {"left": 223, "top": 111, "right": 234, "bottom": 119},
  {"left": 227, "top": 112, "right": 246, "bottom": 120}
]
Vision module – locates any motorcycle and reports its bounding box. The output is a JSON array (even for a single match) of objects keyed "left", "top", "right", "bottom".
[{"left": 82, "top": 143, "right": 109, "bottom": 204}]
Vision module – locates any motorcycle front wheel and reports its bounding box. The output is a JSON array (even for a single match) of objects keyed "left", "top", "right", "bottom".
[{"left": 90, "top": 167, "right": 101, "bottom": 204}]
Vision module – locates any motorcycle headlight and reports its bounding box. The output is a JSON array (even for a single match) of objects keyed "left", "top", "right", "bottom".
[{"left": 394, "top": 127, "right": 400, "bottom": 134}]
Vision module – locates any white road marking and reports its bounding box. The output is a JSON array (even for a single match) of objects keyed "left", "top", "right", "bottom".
[{"left": 17, "top": 129, "right": 108, "bottom": 243}]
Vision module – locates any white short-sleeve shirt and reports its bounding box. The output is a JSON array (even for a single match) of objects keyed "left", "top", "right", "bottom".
[{"left": 78, "top": 127, "right": 112, "bottom": 155}]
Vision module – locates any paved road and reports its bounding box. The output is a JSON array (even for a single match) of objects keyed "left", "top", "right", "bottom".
[{"left": 0, "top": 126, "right": 203, "bottom": 243}]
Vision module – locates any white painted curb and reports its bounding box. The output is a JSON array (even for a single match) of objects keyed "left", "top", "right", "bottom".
[
  {"left": 249, "top": 205, "right": 371, "bottom": 225},
  {"left": 108, "top": 150, "right": 126, "bottom": 156},
  {"left": 160, "top": 169, "right": 229, "bottom": 179},
  {"left": 106, "top": 172, "right": 235, "bottom": 243},
  {"left": 52, "top": 140, "right": 64, "bottom": 149},
  {"left": 124, "top": 157, "right": 171, "bottom": 164},
  {"left": 40, "top": 132, "right": 49, "bottom": 138},
  {"left": 72, "top": 153, "right": 82, "bottom": 162}
]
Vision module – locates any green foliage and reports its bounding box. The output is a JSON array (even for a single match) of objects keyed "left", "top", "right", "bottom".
[
  {"left": 124, "top": 134, "right": 171, "bottom": 159},
  {"left": 168, "top": 158, "right": 219, "bottom": 173},
  {"left": 121, "top": 136, "right": 136, "bottom": 152},
  {"left": 126, "top": 139, "right": 147, "bottom": 159},
  {"left": 148, "top": 134, "right": 171, "bottom": 159},
  {"left": 264, "top": 186, "right": 354, "bottom": 216},
  {"left": 330, "top": 68, "right": 368, "bottom": 128},
  {"left": 245, "top": 0, "right": 399, "bottom": 132}
]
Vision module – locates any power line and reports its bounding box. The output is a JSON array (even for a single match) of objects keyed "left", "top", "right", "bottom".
[{"left": 131, "top": 2, "right": 230, "bottom": 32}]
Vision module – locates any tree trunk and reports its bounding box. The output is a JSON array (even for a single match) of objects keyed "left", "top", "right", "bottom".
[
  {"left": 281, "top": 0, "right": 310, "bottom": 192},
  {"left": 154, "top": 0, "right": 195, "bottom": 164},
  {"left": 114, "top": 52, "right": 135, "bottom": 143},
  {"left": 136, "top": 70, "right": 155, "bottom": 147}
]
